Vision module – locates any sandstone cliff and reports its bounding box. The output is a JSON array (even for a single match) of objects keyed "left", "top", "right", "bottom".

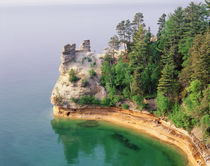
[{"left": 51, "top": 40, "right": 107, "bottom": 109}]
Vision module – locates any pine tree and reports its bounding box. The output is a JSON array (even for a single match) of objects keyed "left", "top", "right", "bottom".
[
  {"left": 129, "top": 24, "right": 147, "bottom": 70},
  {"left": 131, "top": 69, "right": 142, "bottom": 95},
  {"left": 158, "top": 52, "right": 178, "bottom": 100},
  {"left": 128, "top": 25, "right": 149, "bottom": 95},
  {"left": 179, "top": 2, "right": 208, "bottom": 66},
  {"left": 133, "top": 12, "right": 144, "bottom": 29},
  {"left": 183, "top": 2, "right": 208, "bottom": 37},
  {"left": 191, "top": 30, "right": 210, "bottom": 87},
  {"left": 166, "top": 7, "right": 185, "bottom": 71},
  {"left": 108, "top": 35, "right": 120, "bottom": 50},
  {"left": 205, "top": 0, "right": 210, "bottom": 10},
  {"left": 157, "top": 13, "right": 166, "bottom": 39}
]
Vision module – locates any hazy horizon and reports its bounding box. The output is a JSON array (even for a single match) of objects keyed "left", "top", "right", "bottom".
[{"left": 0, "top": 0, "right": 204, "bottom": 6}]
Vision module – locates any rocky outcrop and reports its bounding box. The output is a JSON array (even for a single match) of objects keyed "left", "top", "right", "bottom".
[
  {"left": 51, "top": 40, "right": 107, "bottom": 109},
  {"left": 79, "top": 40, "right": 91, "bottom": 52}
]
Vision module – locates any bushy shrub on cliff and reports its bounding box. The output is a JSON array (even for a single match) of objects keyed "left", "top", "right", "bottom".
[
  {"left": 81, "top": 79, "right": 89, "bottom": 87},
  {"left": 70, "top": 95, "right": 100, "bottom": 105},
  {"left": 80, "top": 95, "right": 100, "bottom": 105},
  {"left": 169, "top": 103, "right": 197, "bottom": 131},
  {"left": 69, "top": 69, "right": 80, "bottom": 83},
  {"left": 122, "top": 104, "right": 129, "bottom": 110},
  {"left": 100, "top": 97, "right": 112, "bottom": 107},
  {"left": 201, "top": 115, "right": 210, "bottom": 141},
  {"left": 132, "top": 95, "right": 145, "bottom": 110},
  {"left": 89, "top": 69, "right": 97, "bottom": 78},
  {"left": 70, "top": 95, "right": 119, "bottom": 107},
  {"left": 53, "top": 96, "right": 63, "bottom": 105},
  {"left": 155, "top": 93, "right": 171, "bottom": 117},
  {"left": 70, "top": 97, "right": 79, "bottom": 104}
]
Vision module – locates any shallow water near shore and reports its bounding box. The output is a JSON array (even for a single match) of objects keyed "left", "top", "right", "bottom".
[{"left": 51, "top": 118, "right": 188, "bottom": 166}]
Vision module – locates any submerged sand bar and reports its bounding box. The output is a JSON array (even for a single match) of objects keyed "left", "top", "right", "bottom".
[{"left": 53, "top": 106, "right": 210, "bottom": 166}]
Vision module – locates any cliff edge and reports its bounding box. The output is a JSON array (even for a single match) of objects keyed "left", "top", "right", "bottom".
[{"left": 51, "top": 40, "right": 107, "bottom": 109}]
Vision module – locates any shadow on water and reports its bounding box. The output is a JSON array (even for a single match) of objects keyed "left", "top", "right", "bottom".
[
  {"left": 111, "top": 133, "right": 140, "bottom": 151},
  {"left": 77, "top": 120, "right": 99, "bottom": 128}
]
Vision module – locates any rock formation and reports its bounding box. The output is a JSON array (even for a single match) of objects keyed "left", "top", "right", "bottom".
[
  {"left": 51, "top": 40, "right": 107, "bottom": 109},
  {"left": 79, "top": 40, "right": 91, "bottom": 52}
]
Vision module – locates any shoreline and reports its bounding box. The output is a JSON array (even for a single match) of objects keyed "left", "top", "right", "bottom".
[{"left": 53, "top": 106, "right": 209, "bottom": 166}]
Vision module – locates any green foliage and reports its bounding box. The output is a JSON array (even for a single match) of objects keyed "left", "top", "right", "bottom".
[
  {"left": 100, "top": 76, "right": 106, "bottom": 86},
  {"left": 82, "top": 57, "right": 87, "bottom": 64},
  {"left": 100, "top": 97, "right": 113, "bottom": 107},
  {"left": 132, "top": 95, "right": 145, "bottom": 110},
  {"left": 114, "top": 60, "right": 131, "bottom": 91},
  {"left": 157, "top": 13, "right": 166, "bottom": 38},
  {"left": 122, "top": 87, "right": 130, "bottom": 99},
  {"left": 80, "top": 95, "right": 100, "bottom": 105},
  {"left": 178, "top": 37, "right": 194, "bottom": 66},
  {"left": 190, "top": 31, "right": 210, "bottom": 86},
  {"left": 90, "top": 62, "right": 96, "bottom": 68},
  {"left": 145, "top": 93, "right": 157, "bottom": 99},
  {"left": 89, "top": 69, "right": 97, "bottom": 78},
  {"left": 197, "top": 86, "right": 210, "bottom": 117},
  {"left": 169, "top": 103, "right": 197, "bottom": 131},
  {"left": 116, "top": 19, "right": 135, "bottom": 47},
  {"left": 122, "top": 104, "right": 129, "bottom": 110},
  {"left": 71, "top": 95, "right": 100, "bottom": 105},
  {"left": 69, "top": 69, "right": 80, "bottom": 83},
  {"left": 107, "top": 95, "right": 121, "bottom": 106},
  {"left": 201, "top": 114, "right": 210, "bottom": 140},
  {"left": 108, "top": 35, "right": 120, "bottom": 50},
  {"left": 157, "top": 62, "right": 178, "bottom": 100},
  {"left": 70, "top": 95, "right": 119, "bottom": 107},
  {"left": 129, "top": 25, "right": 147, "bottom": 70},
  {"left": 54, "top": 87, "right": 63, "bottom": 105},
  {"left": 81, "top": 79, "right": 88, "bottom": 87},
  {"left": 155, "top": 92, "right": 171, "bottom": 116},
  {"left": 133, "top": 12, "right": 144, "bottom": 28},
  {"left": 201, "top": 115, "right": 210, "bottom": 127},
  {"left": 183, "top": 80, "right": 202, "bottom": 111},
  {"left": 87, "top": 57, "right": 92, "bottom": 62},
  {"left": 101, "top": 54, "right": 133, "bottom": 99},
  {"left": 141, "top": 64, "right": 159, "bottom": 94},
  {"left": 70, "top": 97, "right": 79, "bottom": 104}
]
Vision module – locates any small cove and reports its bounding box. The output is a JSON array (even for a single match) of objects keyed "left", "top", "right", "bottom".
[{"left": 51, "top": 118, "right": 188, "bottom": 166}]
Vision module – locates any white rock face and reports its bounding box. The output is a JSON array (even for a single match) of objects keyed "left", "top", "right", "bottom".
[{"left": 51, "top": 40, "right": 107, "bottom": 109}]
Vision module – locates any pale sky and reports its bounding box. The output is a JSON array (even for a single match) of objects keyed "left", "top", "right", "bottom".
[{"left": 0, "top": 0, "right": 204, "bottom": 6}]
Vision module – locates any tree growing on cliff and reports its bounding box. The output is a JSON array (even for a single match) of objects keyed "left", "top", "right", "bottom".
[
  {"left": 133, "top": 12, "right": 144, "bottom": 29},
  {"left": 116, "top": 19, "right": 134, "bottom": 49},
  {"left": 108, "top": 35, "right": 120, "bottom": 50},
  {"left": 69, "top": 69, "right": 80, "bottom": 83}
]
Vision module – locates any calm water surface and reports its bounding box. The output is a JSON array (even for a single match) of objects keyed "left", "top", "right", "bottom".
[{"left": 0, "top": 4, "right": 189, "bottom": 166}]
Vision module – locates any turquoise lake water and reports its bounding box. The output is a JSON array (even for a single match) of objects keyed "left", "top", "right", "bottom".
[{"left": 0, "top": 4, "right": 189, "bottom": 166}]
